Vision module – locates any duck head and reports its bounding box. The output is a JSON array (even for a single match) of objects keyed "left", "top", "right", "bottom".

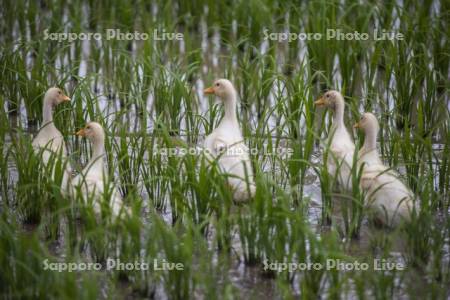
[
  {"left": 76, "top": 122, "right": 105, "bottom": 143},
  {"left": 353, "top": 112, "right": 379, "bottom": 133},
  {"left": 204, "top": 79, "right": 236, "bottom": 100},
  {"left": 44, "top": 87, "right": 71, "bottom": 107},
  {"left": 354, "top": 112, "right": 380, "bottom": 150},
  {"left": 314, "top": 90, "right": 344, "bottom": 111}
]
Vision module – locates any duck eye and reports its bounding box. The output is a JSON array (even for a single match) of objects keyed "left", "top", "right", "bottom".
[
  {"left": 215, "top": 83, "right": 220, "bottom": 87},
  {"left": 326, "top": 94, "right": 329, "bottom": 98},
  {"left": 86, "top": 126, "right": 91, "bottom": 129},
  {"left": 58, "top": 91, "right": 62, "bottom": 94}
]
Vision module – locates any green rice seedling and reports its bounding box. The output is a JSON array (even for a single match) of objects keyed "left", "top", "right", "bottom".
[
  {"left": 141, "top": 135, "right": 171, "bottom": 211},
  {"left": 192, "top": 244, "right": 238, "bottom": 299},
  {"left": 256, "top": 180, "right": 303, "bottom": 280},
  {"left": 402, "top": 209, "right": 434, "bottom": 269},
  {"left": 110, "top": 125, "right": 146, "bottom": 198},
  {"left": 99, "top": 203, "right": 145, "bottom": 294},
  {"left": 11, "top": 131, "right": 64, "bottom": 225},
  {"left": 235, "top": 213, "right": 260, "bottom": 266},
  {"left": 237, "top": 170, "right": 297, "bottom": 267},
  {"left": 247, "top": 53, "right": 277, "bottom": 123},
  {"left": 70, "top": 81, "right": 100, "bottom": 129},
  {"left": 71, "top": 187, "right": 106, "bottom": 260},
  {"left": 339, "top": 147, "right": 365, "bottom": 239},
  {"left": 182, "top": 152, "right": 214, "bottom": 235},
  {"left": 0, "top": 212, "right": 102, "bottom": 299},
  {"left": 23, "top": 44, "right": 57, "bottom": 125},
  {"left": 438, "top": 130, "right": 450, "bottom": 209},
  {"left": 314, "top": 136, "right": 335, "bottom": 226},
  {"left": 0, "top": 47, "right": 26, "bottom": 115},
  {"left": 114, "top": 208, "right": 143, "bottom": 264},
  {"left": 395, "top": 125, "right": 422, "bottom": 192},
  {"left": 152, "top": 64, "right": 192, "bottom": 135},
  {"left": 296, "top": 230, "right": 342, "bottom": 299},
  {"left": 305, "top": 0, "right": 338, "bottom": 89},
  {"left": 232, "top": 51, "right": 266, "bottom": 126},
  {"left": 154, "top": 122, "right": 188, "bottom": 224},
  {"left": 368, "top": 262, "right": 400, "bottom": 299},
  {"left": 317, "top": 241, "right": 347, "bottom": 299},
  {"left": 335, "top": 2, "right": 376, "bottom": 97},
  {"left": 233, "top": 0, "right": 273, "bottom": 45},
  {"left": 284, "top": 71, "right": 316, "bottom": 204},
  {"left": 194, "top": 227, "right": 238, "bottom": 298},
  {"left": 150, "top": 216, "right": 196, "bottom": 300},
  {"left": 424, "top": 215, "right": 450, "bottom": 287},
  {"left": 70, "top": 118, "right": 133, "bottom": 259},
  {"left": 203, "top": 159, "right": 234, "bottom": 252},
  {"left": 0, "top": 108, "right": 11, "bottom": 204}
]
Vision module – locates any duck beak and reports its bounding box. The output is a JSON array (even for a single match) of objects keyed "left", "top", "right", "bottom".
[
  {"left": 62, "top": 94, "right": 71, "bottom": 102},
  {"left": 204, "top": 87, "right": 215, "bottom": 95},
  {"left": 76, "top": 128, "right": 86, "bottom": 136},
  {"left": 353, "top": 122, "right": 360, "bottom": 129},
  {"left": 314, "top": 97, "right": 326, "bottom": 107}
]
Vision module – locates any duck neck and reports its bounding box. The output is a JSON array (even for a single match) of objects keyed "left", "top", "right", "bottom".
[
  {"left": 90, "top": 138, "right": 105, "bottom": 167},
  {"left": 42, "top": 100, "right": 54, "bottom": 125},
  {"left": 332, "top": 102, "right": 345, "bottom": 130},
  {"left": 222, "top": 92, "right": 238, "bottom": 124},
  {"left": 363, "top": 127, "right": 378, "bottom": 151}
]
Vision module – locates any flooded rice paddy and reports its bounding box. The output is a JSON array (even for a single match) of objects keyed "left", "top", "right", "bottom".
[{"left": 1, "top": 0, "right": 449, "bottom": 299}]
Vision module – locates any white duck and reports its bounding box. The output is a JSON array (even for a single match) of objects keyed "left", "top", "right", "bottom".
[
  {"left": 71, "top": 122, "right": 127, "bottom": 219},
  {"left": 315, "top": 90, "right": 355, "bottom": 191},
  {"left": 203, "top": 79, "right": 256, "bottom": 202},
  {"left": 354, "top": 113, "right": 419, "bottom": 227},
  {"left": 32, "top": 87, "right": 72, "bottom": 191}
]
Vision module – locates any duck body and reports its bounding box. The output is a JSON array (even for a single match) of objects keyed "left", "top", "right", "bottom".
[
  {"left": 71, "top": 155, "right": 124, "bottom": 218},
  {"left": 360, "top": 166, "right": 416, "bottom": 227},
  {"left": 204, "top": 79, "right": 256, "bottom": 202},
  {"left": 326, "top": 122, "right": 355, "bottom": 191},
  {"left": 71, "top": 122, "right": 126, "bottom": 219},
  {"left": 355, "top": 113, "right": 418, "bottom": 227},
  {"left": 33, "top": 122, "right": 67, "bottom": 162},
  {"left": 32, "top": 87, "right": 71, "bottom": 191},
  {"left": 204, "top": 115, "right": 255, "bottom": 202}
]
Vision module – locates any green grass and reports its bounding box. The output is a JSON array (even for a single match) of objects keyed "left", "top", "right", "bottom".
[{"left": 0, "top": 0, "right": 449, "bottom": 298}]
